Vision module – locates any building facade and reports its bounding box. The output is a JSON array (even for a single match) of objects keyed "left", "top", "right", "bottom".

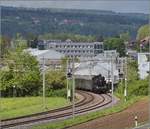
[{"left": 38, "top": 40, "right": 104, "bottom": 58}]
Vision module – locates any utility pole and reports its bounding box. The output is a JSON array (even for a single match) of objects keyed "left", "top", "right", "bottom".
[
  {"left": 42, "top": 57, "right": 46, "bottom": 109},
  {"left": 66, "top": 59, "right": 69, "bottom": 100},
  {"left": 124, "top": 57, "right": 127, "bottom": 102},
  {"left": 72, "top": 56, "right": 75, "bottom": 119},
  {"left": 111, "top": 56, "right": 114, "bottom": 103}
]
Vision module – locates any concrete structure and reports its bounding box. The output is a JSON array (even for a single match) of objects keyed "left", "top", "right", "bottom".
[
  {"left": 138, "top": 53, "right": 150, "bottom": 79},
  {"left": 26, "top": 48, "right": 65, "bottom": 69},
  {"left": 38, "top": 39, "right": 104, "bottom": 58}
]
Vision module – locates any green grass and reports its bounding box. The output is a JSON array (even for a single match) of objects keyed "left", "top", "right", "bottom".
[
  {"left": 32, "top": 96, "right": 148, "bottom": 129},
  {"left": 0, "top": 97, "right": 70, "bottom": 119}
]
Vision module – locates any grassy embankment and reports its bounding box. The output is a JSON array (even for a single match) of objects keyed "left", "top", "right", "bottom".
[
  {"left": 32, "top": 59, "right": 148, "bottom": 129},
  {"left": 0, "top": 97, "right": 70, "bottom": 119}
]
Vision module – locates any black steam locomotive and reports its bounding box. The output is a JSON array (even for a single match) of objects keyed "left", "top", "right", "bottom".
[{"left": 92, "top": 74, "right": 110, "bottom": 93}]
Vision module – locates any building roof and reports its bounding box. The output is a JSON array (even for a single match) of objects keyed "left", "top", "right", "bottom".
[
  {"left": 26, "top": 48, "right": 65, "bottom": 60},
  {"left": 74, "top": 61, "right": 119, "bottom": 82}
]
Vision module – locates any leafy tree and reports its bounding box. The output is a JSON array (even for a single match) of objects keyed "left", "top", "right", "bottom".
[
  {"left": 136, "top": 24, "right": 150, "bottom": 40},
  {"left": 45, "top": 70, "right": 66, "bottom": 90},
  {"left": 0, "top": 38, "right": 41, "bottom": 97},
  {"left": 104, "top": 37, "right": 125, "bottom": 57},
  {"left": 0, "top": 36, "right": 11, "bottom": 58}
]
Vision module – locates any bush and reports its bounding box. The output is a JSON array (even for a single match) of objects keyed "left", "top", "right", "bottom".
[
  {"left": 46, "top": 88, "right": 67, "bottom": 97},
  {"left": 45, "top": 70, "right": 66, "bottom": 90},
  {"left": 128, "top": 79, "right": 148, "bottom": 96}
]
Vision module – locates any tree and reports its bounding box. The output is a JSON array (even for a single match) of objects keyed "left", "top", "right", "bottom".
[
  {"left": 0, "top": 36, "right": 11, "bottom": 58},
  {"left": 0, "top": 38, "right": 41, "bottom": 97},
  {"left": 136, "top": 24, "right": 150, "bottom": 40},
  {"left": 45, "top": 70, "right": 66, "bottom": 90},
  {"left": 104, "top": 37, "right": 125, "bottom": 57}
]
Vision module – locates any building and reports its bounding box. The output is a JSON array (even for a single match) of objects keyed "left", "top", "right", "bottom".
[
  {"left": 26, "top": 48, "right": 65, "bottom": 69},
  {"left": 38, "top": 39, "right": 104, "bottom": 58},
  {"left": 138, "top": 53, "right": 150, "bottom": 79}
]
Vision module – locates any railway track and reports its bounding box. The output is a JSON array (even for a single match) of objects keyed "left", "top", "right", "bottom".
[{"left": 1, "top": 90, "right": 113, "bottom": 129}]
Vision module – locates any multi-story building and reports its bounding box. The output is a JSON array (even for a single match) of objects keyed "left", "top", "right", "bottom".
[{"left": 38, "top": 39, "right": 104, "bottom": 58}]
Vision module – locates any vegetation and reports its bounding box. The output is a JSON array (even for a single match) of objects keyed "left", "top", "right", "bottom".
[
  {"left": 44, "top": 70, "right": 67, "bottom": 97},
  {"left": 104, "top": 37, "right": 126, "bottom": 56},
  {"left": 0, "top": 36, "right": 11, "bottom": 58},
  {"left": 1, "top": 6, "right": 148, "bottom": 38},
  {"left": 0, "top": 36, "right": 41, "bottom": 97},
  {"left": 136, "top": 24, "right": 150, "bottom": 40},
  {"left": 39, "top": 33, "right": 97, "bottom": 42},
  {"left": 116, "top": 59, "right": 148, "bottom": 99},
  {"left": 0, "top": 97, "right": 70, "bottom": 119}
]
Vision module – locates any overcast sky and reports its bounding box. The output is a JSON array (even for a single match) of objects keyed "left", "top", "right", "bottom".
[{"left": 0, "top": 0, "right": 150, "bottom": 14}]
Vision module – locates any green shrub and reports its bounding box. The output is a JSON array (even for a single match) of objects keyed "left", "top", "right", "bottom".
[{"left": 46, "top": 88, "right": 67, "bottom": 98}]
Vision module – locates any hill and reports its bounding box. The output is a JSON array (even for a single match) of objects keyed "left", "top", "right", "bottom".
[{"left": 1, "top": 6, "right": 149, "bottom": 38}]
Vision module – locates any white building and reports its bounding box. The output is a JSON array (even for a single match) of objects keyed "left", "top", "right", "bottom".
[
  {"left": 38, "top": 39, "right": 104, "bottom": 58},
  {"left": 138, "top": 53, "right": 150, "bottom": 79}
]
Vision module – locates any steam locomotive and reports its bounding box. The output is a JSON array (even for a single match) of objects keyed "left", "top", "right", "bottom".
[
  {"left": 92, "top": 74, "right": 110, "bottom": 93},
  {"left": 76, "top": 74, "right": 111, "bottom": 93}
]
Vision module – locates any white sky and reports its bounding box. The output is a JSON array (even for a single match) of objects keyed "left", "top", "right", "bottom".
[{"left": 0, "top": 0, "right": 150, "bottom": 14}]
